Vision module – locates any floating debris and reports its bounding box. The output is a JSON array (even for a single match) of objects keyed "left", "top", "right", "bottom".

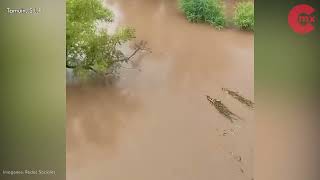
[
  {"left": 240, "top": 167, "right": 245, "bottom": 173},
  {"left": 229, "top": 152, "right": 243, "bottom": 163},
  {"left": 206, "top": 95, "right": 242, "bottom": 123},
  {"left": 216, "top": 125, "right": 242, "bottom": 136},
  {"left": 222, "top": 88, "right": 254, "bottom": 108},
  {"left": 229, "top": 152, "right": 248, "bottom": 175},
  {"left": 216, "top": 128, "right": 235, "bottom": 136},
  {"left": 222, "top": 129, "right": 235, "bottom": 136}
]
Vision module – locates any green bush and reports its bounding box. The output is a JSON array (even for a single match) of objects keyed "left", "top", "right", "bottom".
[
  {"left": 66, "top": 0, "right": 135, "bottom": 79},
  {"left": 179, "top": 0, "right": 225, "bottom": 29},
  {"left": 233, "top": 1, "right": 254, "bottom": 31}
]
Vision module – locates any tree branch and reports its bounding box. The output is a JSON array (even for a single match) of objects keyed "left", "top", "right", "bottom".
[
  {"left": 67, "top": 41, "right": 151, "bottom": 76},
  {"left": 85, "top": 66, "right": 98, "bottom": 73},
  {"left": 112, "top": 41, "right": 151, "bottom": 63},
  {"left": 66, "top": 63, "right": 98, "bottom": 73},
  {"left": 66, "top": 64, "right": 76, "bottom": 69}
]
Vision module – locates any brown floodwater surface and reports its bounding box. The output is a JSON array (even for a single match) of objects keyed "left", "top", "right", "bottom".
[{"left": 67, "top": 0, "right": 254, "bottom": 179}]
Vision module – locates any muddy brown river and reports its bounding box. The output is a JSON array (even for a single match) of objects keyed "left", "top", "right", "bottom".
[{"left": 67, "top": 0, "right": 254, "bottom": 179}]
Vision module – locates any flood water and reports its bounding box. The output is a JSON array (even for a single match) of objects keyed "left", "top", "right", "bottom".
[{"left": 67, "top": 0, "right": 254, "bottom": 180}]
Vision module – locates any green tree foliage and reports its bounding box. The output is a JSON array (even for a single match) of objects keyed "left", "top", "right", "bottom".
[
  {"left": 66, "top": 0, "right": 135, "bottom": 79},
  {"left": 179, "top": 0, "right": 225, "bottom": 29},
  {"left": 233, "top": 1, "right": 254, "bottom": 31}
]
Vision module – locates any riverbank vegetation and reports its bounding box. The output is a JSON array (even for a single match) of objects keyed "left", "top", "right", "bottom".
[
  {"left": 233, "top": 1, "right": 254, "bottom": 31},
  {"left": 178, "top": 0, "right": 225, "bottom": 29},
  {"left": 66, "top": 0, "right": 145, "bottom": 81},
  {"left": 179, "top": 0, "right": 254, "bottom": 31}
]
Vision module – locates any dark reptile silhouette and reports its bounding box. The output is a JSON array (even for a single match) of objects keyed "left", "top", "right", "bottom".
[
  {"left": 222, "top": 88, "right": 254, "bottom": 109},
  {"left": 206, "top": 95, "right": 241, "bottom": 123}
]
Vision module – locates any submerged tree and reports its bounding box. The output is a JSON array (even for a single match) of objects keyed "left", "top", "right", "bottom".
[{"left": 66, "top": 0, "right": 148, "bottom": 81}]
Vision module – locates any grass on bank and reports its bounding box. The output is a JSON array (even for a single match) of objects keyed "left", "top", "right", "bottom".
[
  {"left": 179, "top": 0, "right": 225, "bottom": 29},
  {"left": 233, "top": 1, "right": 254, "bottom": 31}
]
